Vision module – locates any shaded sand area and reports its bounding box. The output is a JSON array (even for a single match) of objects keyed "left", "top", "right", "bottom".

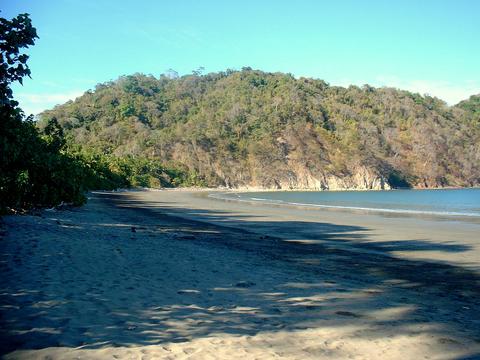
[{"left": 1, "top": 190, "right": 480, "bottom": 359}]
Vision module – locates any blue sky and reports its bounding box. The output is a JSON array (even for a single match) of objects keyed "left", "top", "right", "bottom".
[{"left": 3, "top": 0, "right": 480, "bottom": 114}]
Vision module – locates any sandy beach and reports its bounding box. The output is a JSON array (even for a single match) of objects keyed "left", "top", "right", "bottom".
[{"left": 1, "top": 189, "right": 480, "bottom": 359}]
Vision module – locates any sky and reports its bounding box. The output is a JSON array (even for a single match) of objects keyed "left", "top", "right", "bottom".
[{"left": 2, "top": 0, "right": 480, "bottom": 115}]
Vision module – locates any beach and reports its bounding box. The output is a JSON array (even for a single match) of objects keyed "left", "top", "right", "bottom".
[{"left": 1, "top": 189, "right": 479, "bottom": 359}]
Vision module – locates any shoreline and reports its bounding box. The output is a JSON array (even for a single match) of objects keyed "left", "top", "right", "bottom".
[
  {"left": 1, "top": 190, "right": 480, "bottom": 359},
  {"left": 206, "top": 189, "right": 480, "bottom": 220}
]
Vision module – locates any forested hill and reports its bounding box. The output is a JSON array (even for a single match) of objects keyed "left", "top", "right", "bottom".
[{"left": 39, "top": 69, "right": 480, "bottom": 190}]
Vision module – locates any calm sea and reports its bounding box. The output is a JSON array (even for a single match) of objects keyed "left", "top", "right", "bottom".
[{"left": 214, "top": 189, "right": 480, "bottom": 217}]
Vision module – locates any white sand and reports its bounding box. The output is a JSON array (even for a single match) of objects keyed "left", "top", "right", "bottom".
[{"left": 1, "top": 190, "right": 479, "bottom": 359}]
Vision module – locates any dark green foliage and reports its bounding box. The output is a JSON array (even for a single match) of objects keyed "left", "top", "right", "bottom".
[
  {"left": 0, "top": 13, "right": 37, "bottom": 102},
  {"left": 64, "top": 147, "right": 206, "bottom": 190},
  {"left": 40, "top": 70, "right": 480, "bottom": 189}
]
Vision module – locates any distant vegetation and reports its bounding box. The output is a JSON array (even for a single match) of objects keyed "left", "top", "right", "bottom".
[{"left": 40, "top": 69, "right": 480, "bottom": 190}]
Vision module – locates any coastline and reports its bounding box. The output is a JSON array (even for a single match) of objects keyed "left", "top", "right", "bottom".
[
  {"left": 1, "top": 189, "right": 480, "bottom": 359},
  {"left": 207, "top": 189, "right": 480, "bottom": 219}
]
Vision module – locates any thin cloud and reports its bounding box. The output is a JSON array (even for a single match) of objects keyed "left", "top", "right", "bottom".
[
  {"left": 373, "top": 76, "right": 480, "bottom": 105},
  {"left": 331, "top": 76, "right": 479, "bottom": 105},
  {"left": 15, "top": 91, "right": 84, "bottom": 116}
]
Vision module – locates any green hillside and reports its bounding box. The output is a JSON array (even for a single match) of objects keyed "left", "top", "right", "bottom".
[{"left": 39, "top": 69, "right": 480, "bottom": 189}]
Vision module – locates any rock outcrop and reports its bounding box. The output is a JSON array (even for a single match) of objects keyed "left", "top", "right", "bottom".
[{"left": 236, "top": 166, "right": 391, "bottom": 191}]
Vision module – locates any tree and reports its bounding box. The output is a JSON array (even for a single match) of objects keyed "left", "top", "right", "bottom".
[
  {"left": 43, "top": 117, "right": 66, "bottom": 152},
  {"left": 192, "top": 66, "right": 205, "bottom": 76},
  {"left": 0, "top": 13, "right": 38, "bottom": 108},
  {"left": 164, "top": 68, "right": 179, "bottom": 79},
  {"left": 0, "top": 13, "right": 39, "bottom": 211}
]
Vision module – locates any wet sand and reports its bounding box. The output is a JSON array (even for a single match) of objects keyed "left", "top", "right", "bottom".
[
  {"left": 1, "top": 189, "right": 479, "bottom": 359},
  {"left": 134, "top": 190, "right": 480, "bottom": 269}
]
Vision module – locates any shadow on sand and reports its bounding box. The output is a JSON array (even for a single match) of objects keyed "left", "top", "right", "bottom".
[{"left": 1, "top": 192, "right": 479, "bottom": 358}]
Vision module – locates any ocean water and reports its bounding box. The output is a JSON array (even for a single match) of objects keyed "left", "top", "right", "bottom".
[{"left": 213, "top": 189, "right": 480, "bottom": 217}]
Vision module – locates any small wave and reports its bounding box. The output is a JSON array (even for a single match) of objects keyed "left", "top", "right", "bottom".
[
  {"left": 282, "top": 201, "right": 480, "bottom": 217},
  {"left": 208, "top": 192, "right": 480, "bottom": 217}
]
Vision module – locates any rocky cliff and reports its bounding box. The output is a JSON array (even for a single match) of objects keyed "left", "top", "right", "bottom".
[{"left": 234, "top": 166, "right": 390, "bottom": 190}]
